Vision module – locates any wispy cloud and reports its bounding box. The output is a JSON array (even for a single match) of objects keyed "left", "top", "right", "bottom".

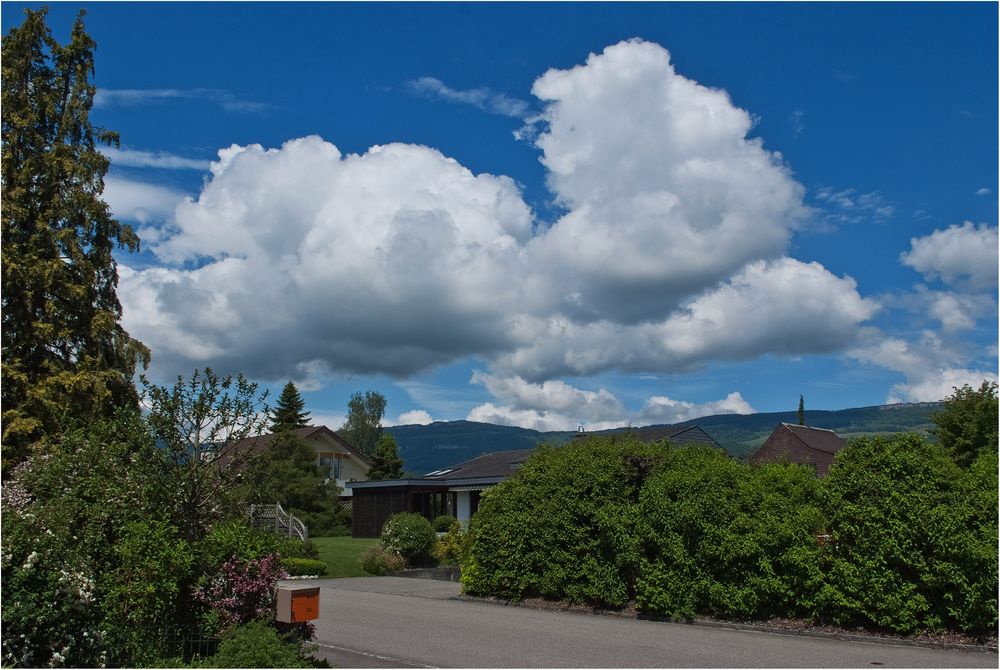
[
  {"left": 102, "top": 146, "right": 211, "bottom": 171},
  {"left": 975, "top": 187, "right": 991, "bottom": 196},
  {"left": 789, "top": 109, "right": 805, "bottom": 138},
  {"left": 814, "top": 186, "right": 894, "bottom": 226},
  {"left": 407, "top": 76, "right": 530, "bottom": 118},
  {"left": 831, "top": 68, "right": 858, "bottom": 84},
  {"left": 94, "top": 88, "right": 268, "bottom": 113},
  {"left": 102, "top": 176, "right": 186, "bottom": 224}
]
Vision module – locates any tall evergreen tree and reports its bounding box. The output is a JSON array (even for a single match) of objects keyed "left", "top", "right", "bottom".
[
  {"left": 269, "top": 381, "right": 311, "bottom": 432},
  {"left": 339, "top": 390, "right": 386, "bottom": 457},
  {"left": 1, "top": 9, "right": 148, "bottom": 472},
  {"left": 797, "top": 395, "right": 805, "bottom": 426},
  {"left": 367, "top": 434, "right": 405, "bottom": 481}
]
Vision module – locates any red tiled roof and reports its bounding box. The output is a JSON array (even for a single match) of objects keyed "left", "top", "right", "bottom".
[{"left": 780, "top": 423, "right": 846, "bottom": 455}]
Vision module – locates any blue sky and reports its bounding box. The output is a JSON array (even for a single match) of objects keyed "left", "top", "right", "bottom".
[{"left": 5, "top": 2, "right": 997, "bottom": 431}]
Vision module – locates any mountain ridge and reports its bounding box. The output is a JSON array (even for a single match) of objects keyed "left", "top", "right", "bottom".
[{"left": 384, "top": 402, "right": 942, "bottom": 475}]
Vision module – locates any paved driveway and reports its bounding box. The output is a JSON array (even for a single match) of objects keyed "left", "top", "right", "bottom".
[{"left": 298, "top": 577, "right": 996, "bottom": 668}]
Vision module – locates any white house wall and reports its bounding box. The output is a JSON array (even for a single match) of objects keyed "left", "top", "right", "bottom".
[
  {"left": 308, "top": 432, "right": 369, "bottom": 496},
  {"left": 456, "top": 491, "right": 471, "bottom": 527}
]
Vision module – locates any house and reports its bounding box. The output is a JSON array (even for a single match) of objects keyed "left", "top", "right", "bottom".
[
  {"left": 350, "top": 423, "right": 723, "bottom": 537},
  {"left": 349, "top": 449, "right": 533, "bottom": 537},
  {"left": 750, "top": 423, "right": 846, "bottom": 476},
  {"left": 220, "top": 425, "right": 371, "bottom": 496}
]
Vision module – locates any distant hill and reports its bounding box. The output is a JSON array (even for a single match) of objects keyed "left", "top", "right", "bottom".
[{"left": 385, "top": 402, "right": 943, "bottom": 475}]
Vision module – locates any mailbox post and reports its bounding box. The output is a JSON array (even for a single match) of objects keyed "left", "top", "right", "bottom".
[{"left": 275, "top": 584, "right": 320, "bottom": 623}]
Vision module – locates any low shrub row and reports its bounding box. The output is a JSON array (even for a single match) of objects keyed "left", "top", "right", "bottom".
[
  {"left": 281, "top": 558, "right": 328, "bottom": 577},
  {"left": 461, "top": 433, "right": 998, "bottom": 635}
]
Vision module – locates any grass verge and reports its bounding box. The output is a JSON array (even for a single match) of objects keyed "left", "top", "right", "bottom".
[{"left": 311, "top": 536, "right": 378, "bottom": 578}]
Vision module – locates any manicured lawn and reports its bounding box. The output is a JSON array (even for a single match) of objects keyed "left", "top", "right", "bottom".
[{"left": 311, "top": 536, "right": 378, "bottom": 578}]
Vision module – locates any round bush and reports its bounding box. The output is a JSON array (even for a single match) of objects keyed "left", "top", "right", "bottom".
[
  {"left": 197, "top": 620, "right": 313, "bottom": 668},
  {"left": 432, "top": 515, "right": 460, "bottom": 532},
  {"left": 381, "top": 513, "right": 437, "bottom": 564}
]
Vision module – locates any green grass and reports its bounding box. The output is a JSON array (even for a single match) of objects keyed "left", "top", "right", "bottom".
[{"left": 310, "top": 536, "right": 378, "bottom": 578}]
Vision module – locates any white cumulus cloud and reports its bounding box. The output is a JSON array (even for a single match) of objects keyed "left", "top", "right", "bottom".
[
  {"left": 493, "top": 258, "right": 878, "bottom": 379},
  {"left": 526, "top": 39, "right": 808, "bottom": 322},
  {"left": 637, "top": 392, "right": 754, "bottom": 425},
  {"left": 118, "top": 40, "right": 877, "bottom": 389},
  {"left": 901, "top": 222, "right": 998, "bottom": 290},
  {"left": 467, "top": 373, "right": 753, "bottom": 431},
  {"left": 392, "top": 410, "right": 435, "bottom": 426},
  {"left": 849, "top": 330, "right": 997, "bottom": 403}
]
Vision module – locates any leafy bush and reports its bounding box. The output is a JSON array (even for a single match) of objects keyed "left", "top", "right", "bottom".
[
  {"left": 194, "top": 620, "right": 315, "bottom": 668},
  {"left": 381, "top": 512, "right": 437, "bottom": 564},
  {"left": 101, "top": 518, "right": 196, "bottom": 665},
  {"left": 434, "top": 525, "right": 470, "bottom": 566},
  {"left": 432, "top": 515, "right": 460, "bottom": 532},
  {"left": 820, "top": 433, "right": 994, "bottom": 633},
  {"left": 636, "top": 449, "right": 825, "bottom": 621},
  {"left": 462, "top": 436, "right": 669, "bottom": 608},
  {"left": 282, "top": 558, "right": 328, "bottom": 577},
  {"left": 1, "top": 413, "right": 176, "bottom": 667},
  {"left": 931, "top": 381, "right": 998, "bottom": 467},
  {"left": 200, "top": 519, "right": 315, "bottom": 573},
  {"left": 360, "top": 544, "right": 406, "bottom": 575}
]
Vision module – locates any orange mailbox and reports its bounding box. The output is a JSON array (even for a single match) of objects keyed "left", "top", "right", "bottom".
[{"left": 275, "top": 585, "right": 320, "bottom": 623}]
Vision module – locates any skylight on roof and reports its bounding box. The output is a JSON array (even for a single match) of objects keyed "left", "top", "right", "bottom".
[{"left": 425, "top": 468, "right": 454, "bottom": 477}]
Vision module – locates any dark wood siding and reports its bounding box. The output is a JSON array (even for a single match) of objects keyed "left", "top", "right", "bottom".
[{"left": 352, "top": 489, "right": 408, "bottom": 538}]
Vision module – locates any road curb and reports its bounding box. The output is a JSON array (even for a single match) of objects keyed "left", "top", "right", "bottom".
[{"left": 452, "top": 595, "right": 997, "bottom": 654}]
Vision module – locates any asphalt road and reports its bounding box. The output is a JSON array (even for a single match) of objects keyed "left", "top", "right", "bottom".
[{"left": 296, "top": 577, "right": 996, "bottom": 668}]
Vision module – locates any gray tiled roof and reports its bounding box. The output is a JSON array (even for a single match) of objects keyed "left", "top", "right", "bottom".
[{"left": 424, "top": 448, "right": 535, "bottom": 479}]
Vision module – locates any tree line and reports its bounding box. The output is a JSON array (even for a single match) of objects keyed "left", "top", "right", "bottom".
[{"left": 0, "top": 9, "right": 396, "bottom": 667}]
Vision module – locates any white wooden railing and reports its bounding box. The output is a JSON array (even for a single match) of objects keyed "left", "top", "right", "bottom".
[{"left": 248, "top": 502, "right": 308, "bottom": 541}]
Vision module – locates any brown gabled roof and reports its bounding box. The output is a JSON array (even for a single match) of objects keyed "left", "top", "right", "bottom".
[
  {"left": 630, "top": 425, "right": 720, "bottom": 447},
  {"left": 216, "top": 425, "right": 370, "bottom": 469},
  {"left": 424, "top": 448, "right": 535, "bottom": 480},
  {"left": 780, "top": 423, "right": 846, "bottom": 455}
]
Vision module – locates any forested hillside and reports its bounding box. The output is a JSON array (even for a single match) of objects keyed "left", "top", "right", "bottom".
[{"left": 386, "top": 403, "right": 942, "bottom": 474}]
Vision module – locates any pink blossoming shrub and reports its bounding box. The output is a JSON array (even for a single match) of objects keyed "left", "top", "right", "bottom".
[{"left": 194, "top": 553, "right": 288, "bottom": 630}]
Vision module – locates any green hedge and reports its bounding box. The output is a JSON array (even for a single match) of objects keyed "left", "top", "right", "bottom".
[
  {"left": 200, "top": 519, "right": 317, "bottom": 571},
  {"left": 281, "top": 558, "right": 328, "bottom": 577},
  {"left": 819, "top": 435, "right": 997, "bottom": 633},
  {"left": 636, "top": 450, "right": 825, "bottom": 621},
  {"left": 462, "top": 437, "right": 669, "bottom": 608},
  {"left": 462, "top": 434, "right": 998, "bottom": 635}
]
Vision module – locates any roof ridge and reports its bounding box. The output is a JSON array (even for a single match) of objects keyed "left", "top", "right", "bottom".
[{"left": 781, "top": 422, "right": 837, "bottom": 434}]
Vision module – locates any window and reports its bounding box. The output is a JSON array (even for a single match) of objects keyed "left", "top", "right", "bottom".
[{"left": 318, "top": 453, "right": 342, "bottom": 479}]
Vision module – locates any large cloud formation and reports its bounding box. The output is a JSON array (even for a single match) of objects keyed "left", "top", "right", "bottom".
[{"left": 119, "top": 40, "right": 874, "bottom": 390}]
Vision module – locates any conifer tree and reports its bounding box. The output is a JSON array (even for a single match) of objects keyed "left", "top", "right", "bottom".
[
  {"left": 367, "top": 434, "right": 405, "bottom": 481},
  {"left": 797, "top": 395, "right": 805, "bottom": 426},
  {"left": 1, "top": 9, "right": 148, "bottom": 471},
  {"left": 269, "top": 381, "right": 311, "bottom": 432}
]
